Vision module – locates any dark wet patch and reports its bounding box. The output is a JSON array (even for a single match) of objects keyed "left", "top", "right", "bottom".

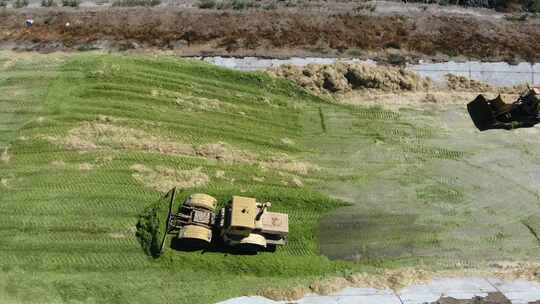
[
  {"left": 318, "top": 208, "right": 440, "bottom": 262},
  {"left": 432, "top": 292, "right": 511, "bottom": 304},
  {"left": 433, "top": 292, "right": 540, "bottom": 304}
]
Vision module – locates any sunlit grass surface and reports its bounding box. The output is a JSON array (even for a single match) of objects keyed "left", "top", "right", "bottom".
[
  {"left": 0, "top": 53, "right": 352, "bottom": 303},
  {"left": 1, "top": 52, "right": 539, "bottom": 303}
]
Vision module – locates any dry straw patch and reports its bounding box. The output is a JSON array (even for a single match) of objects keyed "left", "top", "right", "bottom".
[
  {"left": 269, "top": 63, "right": 432, "bottom": 95},
  {"left": 50, "top": 160, "right": 95, "bottom": 171},
  {"left": 78, "top": 163, "right": 94, "bottom": 171},
  {"left": 259, "top": 286, "right": 310, "bottom": 302},
  {"left": 44, "top": 122, "right": 318, "bottom": 175},
  {"left": 281, "top": 137, "right": 295, "bottom": 145},
  {"left": 50, "top": 160, "right": 66, "bottom": 167},
  {"left": 215, "top": 170, "right": 226, "bottom": 179},
  {"left": 130, "top": 164, "right": 209, "bottom": 192},
  {"left": 261, "top": 153, "right": 319, "bottom": 176},
  {"left": 445, "top": 74, "right": 527, "bottom": 94},
  {"left": 196, "top": 142, "right": 258, "bottom": 164},
  {"left": 0, "top": 147, "right": 10, "bottom": 164},
  {"left": 108, "top": 232, "right": 129, "bottom": 239},
  {"left": 151, "top": 88, "right": 237, "bottom": 112},
  {"left": 257, "top": 268, "right": 440, "bottom": 301},
  {"left": 176, "top": 95, "right": 238, "bottom": 112},
  {"left": 491, "top": 262, "right": 540, "bottom": 282},
  {"left": 270, "top": 64, "right": 529, "bottom": 109},
  {"left": 47, "top": 122, "right": 196, "bottom": 155},
  {"left": 446, "top": 73, "right": 493, "bottom": 92},
  {"left": 0, "top": 178, "right": 10, "bottom": 188}
]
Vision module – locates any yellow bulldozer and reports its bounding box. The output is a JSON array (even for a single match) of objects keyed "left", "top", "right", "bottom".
[{"left": 163, "top": 189, "right": 288, "bottom": 253}]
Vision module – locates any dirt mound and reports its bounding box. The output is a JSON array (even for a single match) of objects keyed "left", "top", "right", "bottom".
[
  {"left": 130, "top": 164, "right": 209, "bottom": 192},
  {"left": 269, "top": 63, "right": 432, "bottom": 94}
]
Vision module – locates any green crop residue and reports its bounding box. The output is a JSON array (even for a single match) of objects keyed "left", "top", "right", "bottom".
[
  {"left": 0, "top": 53, "right": 351, "bottom": 304},
  {"left": 2, "top": 53, "right": 540, "bottom": 304}
]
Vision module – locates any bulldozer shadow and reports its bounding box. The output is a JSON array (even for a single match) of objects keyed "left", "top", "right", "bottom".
[
  {"left": 169, "top": 235, "right": 272, "bottom": 256},
  {"left": 170, "top": 237, "right": 210, "bottom": 252}
]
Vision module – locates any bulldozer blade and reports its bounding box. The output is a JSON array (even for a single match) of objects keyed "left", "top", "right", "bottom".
[
  {"left": 159, "top": 187, "right": 177, "bottom": 253},
  {"left": 467, "top": 95, "right": 497, "bottom": 131}
]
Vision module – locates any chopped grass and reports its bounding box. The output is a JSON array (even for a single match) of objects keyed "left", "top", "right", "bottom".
[
  {"left": 1, "top": 52, "right": 540, "bottom": 303},
  {"left": 0, "top": 53, "right": 352, "bottom": 303}
]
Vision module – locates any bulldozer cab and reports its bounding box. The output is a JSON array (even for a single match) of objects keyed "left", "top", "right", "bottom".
[
  {"left": 229, "top": 196, "right": 257, "bottom": 231},
  {"left": 225, "top": 197, "right": 287, "bottom": 233}
]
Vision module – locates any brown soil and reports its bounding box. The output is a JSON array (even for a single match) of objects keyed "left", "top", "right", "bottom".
[{"left": 1, "top": 8, "right": 540, "bottom": 62}]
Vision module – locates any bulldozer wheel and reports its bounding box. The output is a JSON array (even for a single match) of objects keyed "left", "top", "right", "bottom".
[
  {"left": 238, "top": 233, "right": 266, "bottom": 251},
  {"left": 179, "top": 225, "right": 212, "bottom": 243},
  {"left": 187, "top": 193, "right": 217, "bottom": 211}
]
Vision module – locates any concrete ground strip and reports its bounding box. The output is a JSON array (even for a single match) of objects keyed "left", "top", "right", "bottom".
[{"left": 218, "top": 278, "right": 540, "bottom": 304}]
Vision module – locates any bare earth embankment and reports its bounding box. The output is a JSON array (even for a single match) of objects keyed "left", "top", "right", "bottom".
[{"left": 1, "top": 8, "right": 540, "bottom": 62}]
